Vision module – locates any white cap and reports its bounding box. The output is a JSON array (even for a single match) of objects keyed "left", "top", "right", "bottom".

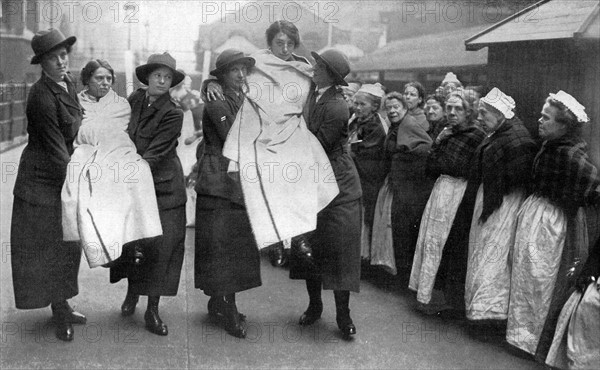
[
  {"left": 442, "top": 72, "right": 461, "bottom": 86},
  {"left": 548, "top": 90, "right": 589, "bottom": 123},
  {"left": 356, "top": 83, "right": 385, "bottom": 98},
  {"left": 480, "top": 87, "right": 515, "bottom": 119}
]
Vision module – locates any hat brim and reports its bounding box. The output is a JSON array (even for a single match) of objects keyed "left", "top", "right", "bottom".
[
  {"left": 136, "top": 63, "right": 185, "bottom": 86},
  {"left": 30, "top": 36, "right": 77, "bottom": 64},
  {"left": 210, "top": 57, "right": 256, "bottom": 77},
  {"left": 311, "top": 52, "right": 348, "bottom": 86}
]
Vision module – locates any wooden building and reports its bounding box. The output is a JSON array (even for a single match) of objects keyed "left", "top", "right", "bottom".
[
  {"left": 465, "top": 0, "right": 600, "bottom": 165},
  {"left": 350, "top": 25, "right": 489, "bottom": 94}
]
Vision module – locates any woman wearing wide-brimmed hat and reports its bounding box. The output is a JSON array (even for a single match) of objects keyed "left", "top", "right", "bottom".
[
  {"left": 11, "top": 28, "right": 86, "bottom": 342},
  {"left": 109, "top": 52, "right": 187, "bottom": 336},
  {"left": 289, "top": 49, "right": 363, "bottom": 340},
  {"left": 194, "top": 49, "right": 260, "bottom": 338}
]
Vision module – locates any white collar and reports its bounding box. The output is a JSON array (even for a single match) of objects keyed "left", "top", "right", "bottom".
[{"left": 316, "top": 85, "right": 332, "bottom": 102}]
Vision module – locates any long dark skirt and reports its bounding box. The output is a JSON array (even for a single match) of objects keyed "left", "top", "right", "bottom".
[
  {"left": 110, "top": 205, "right": 186, "bottom": 296},
  {"left": 11, "top": 197, "right": 81, "bottom": 309},
  {"left": 434, "top": 180, "right": 480, "bottom": 312},
  {"left": 194, "top": 195, "right": 261, "bottom": 296},
  {"left": 290, "top": 199, "right": 362, "bottom": 293},
  {"left": 391, "top": 200, "right": 426, "bottom": 271}
]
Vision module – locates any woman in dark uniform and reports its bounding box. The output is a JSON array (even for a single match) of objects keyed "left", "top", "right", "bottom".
[
  {"left": 291, "top": 49, "right": 363, "bottom": 339},
  {"left": 194, "top": 49, "right": 260, "bottom": 339},
  {"left": 110, "top": 53, "right": 187, "bottom": 336},
  {"left": 11, "top": 28, "right": 86, "bottom": 342}
]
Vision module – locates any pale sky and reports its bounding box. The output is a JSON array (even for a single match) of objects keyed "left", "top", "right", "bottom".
[{"left": 137, "top": 0, "right": 251, "bottom": 72}]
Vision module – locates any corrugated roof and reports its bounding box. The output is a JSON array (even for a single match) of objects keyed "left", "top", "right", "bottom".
[
  {"left": 351, "top": 25, "right": 488, "bottom": 72},
  {"left": 466, "top": 0, "right": 599, "bottom": 50}
]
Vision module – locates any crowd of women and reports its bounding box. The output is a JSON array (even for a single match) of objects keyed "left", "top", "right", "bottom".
[{"left": 9, "top": 22, "right": 598, "bottom": 369}]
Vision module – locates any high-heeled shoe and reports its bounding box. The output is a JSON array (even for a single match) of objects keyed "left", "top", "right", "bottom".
[
  {"left": 121, "top": 289, "right": 139, "bottom": 317},
  {"left": 145, "top": 296, "right": 168, "bottom": 336},
  {"left": 223, "top": 294, "right": 246, "bottom": 338}
]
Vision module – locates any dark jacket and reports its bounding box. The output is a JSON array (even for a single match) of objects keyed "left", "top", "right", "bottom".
[
  {"left": 127, "top": 88, "right": 186, "bottom": 210},
  {"left": 294, "top": 85, "right": 362, "bottom": 292},
  {"left": 386, "top": 113, "right": 433, "bottom": 205},
  {"left": 303, "top": 85, "right": 362, "bottom": 205},
  {"left": 14, "top": 73, "right": 83, "bottom": 206},
  {"left": 348, "top": 113, "right": 387, "bottom": 224},
  {"left": 194, "top": 88, "right": 244, "bottom": 205}
]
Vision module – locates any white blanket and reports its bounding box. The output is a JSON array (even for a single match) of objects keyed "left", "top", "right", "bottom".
[
  {"left": 223, "top": 50, "right": 339, "bottom": 249},
  {"left": 62, "top": 89, "right": 162, "bottom": 268}
]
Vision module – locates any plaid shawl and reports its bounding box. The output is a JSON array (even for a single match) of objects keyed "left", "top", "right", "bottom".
[
  {"left": 428, "top": 117, "right": 448, "bottom": 141},
  {"left": 532, "top": 134, "right": 600, "bottom": 211},
  {"left": 471, "top": 117, "right": 537, "bottom": 223},
  {"left": 427, "top": 125, "right": 486, "bottom": 179}
]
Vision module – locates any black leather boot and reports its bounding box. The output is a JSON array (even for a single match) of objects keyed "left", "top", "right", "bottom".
[
  {"left": 269, "top": 242, "right": 288, "bottom": 267},
  {"left": 145, "top": 296, "right": 168, "bottom": 336},
  {"left": 51, "top": 301, "right": 75, "bottom": 341},
  {"left": 291, "top": 234, "right": 315, "bottom": 269},
  {"left": 51, "top": 300, "right": 87, "bottom": 325},
  {"left": 133, "top": 244, "right": 144, "bottom": 266},
  {"left": 223, "top": 294, "right": 246, "bottom": 338},
  {"left": 121, "top": 287, "right": 139, "bottom": 317},
  {"left": 299, "top": 279, "right": 323, "bottom": 326},
  {"left": 334, "top": 290, "right": 356, "bottom": 339},
  {"left": 208, "top": 296, "right": 246, "bottom": 321}
]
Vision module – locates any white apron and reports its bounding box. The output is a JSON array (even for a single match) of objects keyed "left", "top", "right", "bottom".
[
  {"left": 369, "top": 175, "right": 396, "bottom": 275},
  {"left": 465, "top": 185, "right": 525, "bottom": 320},
  {"left": 409, "top": 175, "right": 468, "bottom": 304}
]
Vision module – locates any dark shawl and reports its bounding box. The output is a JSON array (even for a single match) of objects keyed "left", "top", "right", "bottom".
[
  {"left": 470, "top": 117, "right": 537, "bottom": 223},
  {"left": 427, "top": 125, "right": 486, "bottom": 179}
]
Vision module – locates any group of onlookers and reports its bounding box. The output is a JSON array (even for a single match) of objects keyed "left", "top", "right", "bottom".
[
  {"left": 9, "top": 23, "right": 598, "bottom": 369},
  {"left": 346, "top": 73, "right": 599, "bottom": 368}
]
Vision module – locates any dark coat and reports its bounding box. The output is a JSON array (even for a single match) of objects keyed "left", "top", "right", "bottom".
[
  {"left": 11, "top": 72, "right": 83, "bottom": 309},
  {"left": 127, "top": 89, "right": 187, "bottom": 211},
  {"left": 349, "top": 113, "right": 388, "bottom": 226},
  {"left": 304, "top": 86, "right": 362, "bottom": 206},
  {"left": 385, "top": 113, "right": 434, "bottom": 267},
  {"left": 14, "top": 73, "right": 82, "bottom": 205},
  {"left": 194, "top": 87, "right": 261, "bottom": 296},
  {"left": 290, "top": 85, "right": 362, "bottom": 292},
  {"left": 194, "top": 88, "right": 244, "bottom": 204},
  {"left": 110, "top": 89, "right": 186, "bottom": 296}
]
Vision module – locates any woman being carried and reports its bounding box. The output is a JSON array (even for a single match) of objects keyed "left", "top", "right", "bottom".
[
  {"left": 209, "top": 21, "right": 339, "bottom": 258},
  {"left": 62, "top": 60, "right": 162, "bottom": 268}
]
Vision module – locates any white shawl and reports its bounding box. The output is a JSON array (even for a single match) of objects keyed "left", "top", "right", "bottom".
[{"left": 223, "top": 50, "right": 339, "bottom": 249}]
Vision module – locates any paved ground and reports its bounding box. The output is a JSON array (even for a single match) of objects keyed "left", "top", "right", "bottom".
[{"left": 0, "top": 112, "right": 542, "bottom": 369}]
